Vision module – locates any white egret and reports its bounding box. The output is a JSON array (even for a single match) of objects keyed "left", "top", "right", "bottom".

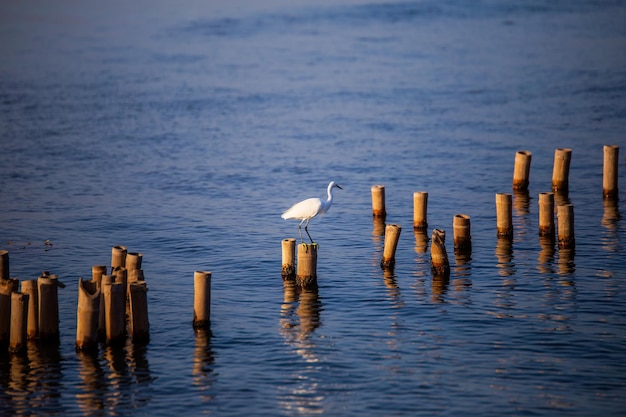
[{"left": 281, "top": 181, "right": 343, "bottom": 243}]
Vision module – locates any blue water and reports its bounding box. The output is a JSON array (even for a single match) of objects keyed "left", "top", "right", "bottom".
[{"left": 1, "top": 0, "right": 625, "bottom": 415}]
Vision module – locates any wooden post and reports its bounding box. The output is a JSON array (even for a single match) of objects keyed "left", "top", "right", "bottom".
[
  {"left": 371, "top": 185, "right": 386, "bottom": 218},
  {"left": 281, "top": 238, "right": 296, "bottom": 279},
  {"left": 9, "top": 292, "right": 29, "bottom": 353},
  {"left": 552, "top": 148, "right": 572, "bottom": 192},
  {"left": 496, "top": 193, "right": 513, "bottom": 238},
  {"left": 111, "top": 245, "right": 127, "bottom": 269},
  {"left": 98, "top": 274, "right": 114, "bottom": 340},
  {"left": 38, "top": 274, "right": 62, "bottom": 343},
  {"left": 603, "top": 145, "right": 619, "bottom": 199},
  {"left": 103, "top": 282, "right": 125, "bottom": 345},
  {"left": 297, "top": 244, "right": 318, "bottom": 285},
  {"left": 193, "top": 271, "right": 211, "bottom": 329},
  {"left": 512, "top": 150, "right": 532, "bottom": 190},
  {"left": 557, "top": 204, "right": 575, "bottom": 249},
  {"left": 128, "top": 269, "right": 145, "bottom": 288},
  {"left": 0, "top": 250, "right": 8, "bottom": 280},
  {"left": 21, "top": 280, "right": 38, "bottom": 340},
  {"left": 129, "top": 282, "right": 149, "bottom": 343},
  {"left": 453, "top": 214, "right": 471, "bottom": 253},
  {"left": 76, "top": 278, "right": 100, "bottom": 351},
  {"left": 113, "top": 266, "right": 128, "bottom": 297},
  {"left": 430, "top": 229, "right": 450, "bottom": 275},
  {"left": 413, "top": 191, "right": 428, "bottom": 230},
  {"left": 0, "top": 278, "right": 18, "bottom": 347},
  {"left": 538, "top": 192, "right": 555, "bottom": 237},
  {"left": 125, "top": 252, "right": 143, "bottom": 271},
  {"left": 380, "top": 224, "right": 401, "bottom": 269},
  {"left": 91, "top": 265, "right": 107, "bottom": 284}
]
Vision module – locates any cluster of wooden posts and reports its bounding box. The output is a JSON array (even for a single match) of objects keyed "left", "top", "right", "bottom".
[
  {"left": 0, "top": 245, "right": 149, "bottom": 354},
  {"left": 281, "top": 145, "right": 620, "bottom": 281}
]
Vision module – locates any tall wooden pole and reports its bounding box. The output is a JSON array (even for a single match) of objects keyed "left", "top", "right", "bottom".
[
  {"left": 538, "top": 192, "right": 555, "bottom": 237},
  {"left": 281, "top": 238, "right": 296, "bottom": 279},
  {"left": 129, "top": 282, "right": 149, "bottom": 343},
  {"left": 193, "top": 271, "right": 211, "bottom": 329},
  {"left": 111, "top": 245, "right": 127, "bottom": 270},
  {"left": 557, "top": 204, "right": 575, "bottom": 249},
  {"left": 9, "top": 292, "right": 29, "bottom": 353},
  {"left": 603, "top": 145, "right": 619, "bottom": 199},
  {"left": 125, "top": 252, "right": 143, "bottom": 271},
  {"left": 371, "top": 185, "right": 386, "bottom": 219},
  {"left": 21, "top": 279, "right": 38, "bottom": 340},
  {"left": 453, "top": 214, "right": 471, "bottom": 253},
  {"left": 0, "top": 278, "right": 18, "bottom": 347},
  {"left": 552, "top": 148, "right": 572, "bottom": 192},
  {"left": 430, "top": 229, "right": 450, "bottom": 275},
  {"left": 0, "top": 250, "right": 8, "bottom": 280},
  {"left": 103, "top": 282, "right": 125, "bottom": 345},
  {"left": 76, "top": 278, "right": 100, "bottom": 351},
  {"left": 512, "top": 150, "right": 532, "bottom": 190},
  {"left": 297, "top": 244, "right": 318, "bottom": 286},
  {"left": 381, "top": 224, "right": 402, "bottom": 269},
  {"left": 413, "top": 191, "right": 428, "bottom": 230},
  {"left": 496, "top": 193, "right": 513, "bottom": 238},
  {"left": 38, "top": 274, "right": 62, "bottom": 343}
]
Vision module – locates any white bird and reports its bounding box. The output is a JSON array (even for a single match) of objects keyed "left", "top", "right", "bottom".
[{"left": 281, "top": 181, "right": 343, "bottom": 243}]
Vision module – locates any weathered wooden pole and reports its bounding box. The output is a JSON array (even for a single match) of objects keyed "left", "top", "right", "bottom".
[
  {"left": 557, "top": 204, "right": 575, "bottom": 249},
  {"left": 125, "top": 252, "right": 143, "bottom": 271},
  {"left": 128, "top": 269, "right": 145, "bottom": 288},
  {"left": 20, "top": 280, "right": 38, "bottom": 339},
  {"left": 512, "top": 150, "right": 532, "bottom": 190},
  {"left": 371, "top": 185, "right": 386, "bottom": 219},
  {"left": 297, "top": 244, "right": 318, "bottom": 285},
  {"left": 603, "top": 145, "right": 619, "bottom": 199},
  {"left": 38, "top": 274, "right": 63, "bottom": 343},
  {"left": 0, "top": 278, "right": 18, "bottom": 347},
  {"left": 281, "top": 238, "right": 296, "bottom": 279},
  {"left": 111, "top": 245, "right": 127, "bottom": 270},
  {"left": 103, "top": 282, "right": 125, "bottom": 345},
  {"left": 193, "top": 271, "right": 211, "bottom": 329},
  {"left": 453, "top": 214, "right": 472, "bottom": 253},
  {"left": 413, "top": 191, "right": 428, "bottom": 230},
  {"left": 76, "top": 278, "right": 100, "bottom": 351},
  {"left": 9, "top": 292, "right": 29, "bottom": 353},
  {"left": 129, "top": 282, "right": 149, "bottom": 343},
  {"left": 91, "top": 265, "right": 107, "bottom": 284},
  {"left": 538, "top": 192, "right": 555, "bottom": 237},
  {"left": 496, "top": 193, "right": 513, "bottom": 238},
  {"left": 430, "top": 229, "right": 450, "bottom": 275},
  {"left": 552, "top": 148, "right": 572, "bottom": 192},
  {"left": 113, "top": 266, "right": 128, "bottom": 296},
  {"left": 380, "top": 224, "right": 402, "bottom": 269},
  {"left": 0, "top": 250, "right": 8, "bottom": 280}
]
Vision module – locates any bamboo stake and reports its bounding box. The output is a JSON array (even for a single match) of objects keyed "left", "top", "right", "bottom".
[
  {"left": 496, "top": 193, "right": 513, "bottom": 238},
  {"left": 111, "top": 245, "right": 127, "bottom": 269},
  {"left": 129, "top": 282, "right": 149, "bottom": 343},
  {"left": 380, "top": 224, "right": 402, "bottom": 269},
  {"left": 20, "top": 280, "right": 38, "bottom": 340},
  {"left": 371, "top": 185, "right": 386, "bottom": 218},
  {"left": 103, "top": 282, "right": 125, "bottom": 345},
  {"left": 557, "top": 204, "right": 575, "bottom": 249},
  {"left": 125, "top": 252, "right": 143, "bottom": 271},
  {"left": 281, "top": 238, "right": 296, "bottom": 279},
  {"left": 0, "top": 250, "right": 8, "bottom": 280},
  {"left": 38, "top": 274, "right": 63, "bottom": 343},
  {"left": 512, "top": 150, "right": 532, "bottom": 190},
  {"left": 76, "top": 278, "right": 100, "bottom": 351},
  {"left": 91, "top": 265, "right": 107, "bottom": 284},
  {"left": 552, "top": 148, "right": 572, "bottom": 192},
  {"left": 0, "top": 278, "right": 18, "bottom": 347},
  {"left": 413, "top": 191, "right": 428, "bottom": 230},
  {"left": 193, "top": 271, "right": 211, "bottom": 329},
  {"left": 98, "top": 274, "right": 114, "bottom": 340},
  {"left": 297, "top": 244, "right": 318, "bottom": 286},
  {"left": 603, "top": 145, "right": 619, "bottom": 199},
  {"left": 9, "top": 292, "right": 28, "bottom": 353},
  {"left": 430, "top": 229, "right": 450, "bottom": 275},
  {"left": 538, "top": 192, "right": 555, "bottom": 237},
  {"left": 453, "top": 214, "right": 471, "bottom": 253}
]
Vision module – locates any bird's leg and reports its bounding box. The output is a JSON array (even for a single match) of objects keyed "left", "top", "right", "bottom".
[
  {"left": 298, "top": 219, "right": 305, "bottom": 243},
  {"left": 304, "top": 218, "right": 314, "bottom": 244}
]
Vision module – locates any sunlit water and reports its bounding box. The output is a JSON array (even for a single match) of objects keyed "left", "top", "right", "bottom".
[{"left": 1, "top": 0, "right": 625, "bottom": 415}]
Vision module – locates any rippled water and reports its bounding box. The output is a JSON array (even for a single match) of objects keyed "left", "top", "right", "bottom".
[{"left": 1, "top": 0, "right": 625, "bottom": 415}]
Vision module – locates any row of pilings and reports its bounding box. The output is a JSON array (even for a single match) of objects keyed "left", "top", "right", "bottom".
[
  {"left": 0, "top": 246, "right": 149, "bottom": 354},
  {"left": 281, "top": 145, "right": 619, "bottom": 284}
]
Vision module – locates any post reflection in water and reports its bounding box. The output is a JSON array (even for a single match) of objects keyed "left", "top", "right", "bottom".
[
  {"left": 558, "top": 248, "right": 576, "bottom": 276},
  {"left": 193, "top": 328, "right": 216, "bottom": 403},
  {"left": 75, "top": 343, "right": 153, "bottom": 415},
  {"left": 431, "top": 272, "right": 450, "bottom": 304},
  {"left": 538, "top": 236, "right": 556, "bottom": 274},
  {"left": 452, "top": 251, "right": 472, "bottom": 306},
  {"left": 601, "top": 199, "right": 622, "bottom": 253},
  {"left": 0, "top": 341, "right": 64, "bottom": 416},
  {"left": 495, "top": 238, "right": 516, "bottom": 316},
  {"left": 279, "top": 278, "right": 323, "bottom": 415}
]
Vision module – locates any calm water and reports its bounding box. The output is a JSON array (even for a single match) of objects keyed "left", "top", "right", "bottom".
[{"left": 1, "top": 0, "right": 626, "bottom": 415}]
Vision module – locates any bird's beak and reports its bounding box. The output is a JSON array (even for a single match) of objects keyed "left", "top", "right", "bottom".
[{"left": 336, "top": 184, "right": 343, "bottom": 190}]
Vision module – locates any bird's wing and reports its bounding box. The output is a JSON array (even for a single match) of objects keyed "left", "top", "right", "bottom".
[{"left": 281, "top": 198, "right": 322, "bottom": 219}]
